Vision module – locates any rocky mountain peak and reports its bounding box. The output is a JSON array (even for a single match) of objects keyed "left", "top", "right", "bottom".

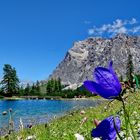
[{"left": 48, "top": 34, "right": 140, "bottom": 87}]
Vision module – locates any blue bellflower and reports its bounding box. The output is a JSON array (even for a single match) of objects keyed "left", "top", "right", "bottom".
[
  {"left": 83, "top": 61, "right": 122, "bottom": 99},
  {"left": 91, "top": 116, "right": 121, "bottom": 140}
]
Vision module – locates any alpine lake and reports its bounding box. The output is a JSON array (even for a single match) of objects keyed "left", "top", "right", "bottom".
[{"left": 0, "top": 98, "right": 102, "bottom": 131}]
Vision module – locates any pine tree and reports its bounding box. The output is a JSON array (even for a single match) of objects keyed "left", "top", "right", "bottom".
[
  {"left": 50, "top": 79, "right": 55, "bottom": 92},
  {"left": 30, "top": 83, "right": 36, "bottom": 95},
  {"left": 126, "top": 54, "right": 134, "bottom": 88},
  {"left": 19, "top": 85, "right": 25, "bottom": 96},
  {"left": 46, "top": 78, "right": 62, "bottom": 95},
  {"left": 46, "top": 80, "right": 51, "bottom": 94},
  {"left": 58, "top": 78, "right": 62, "bottom": 92},
  {"left": 54, "top": 79, "right": 58, "bottom": 92},
  {"left": 1, "top": 64, "right": 19, "bottom": 97},
  {"left": 24, "top": 83, "right": 30, "bottom": 96},
  {"left": 35, "top": 80, "right": 40, "bottom": 95}
]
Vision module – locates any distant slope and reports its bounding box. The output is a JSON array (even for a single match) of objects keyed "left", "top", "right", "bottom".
[{"left": 48, "top": 34, "right": 140, "bottom": 86}]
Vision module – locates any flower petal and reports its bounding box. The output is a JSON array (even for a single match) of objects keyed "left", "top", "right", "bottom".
[
  {"left": 83, "top": 81, "right": 98, "bottom": 93},
  {"left": 91, "top": 116, "right": 121, "bottom": 140},
  {"left": 74, "top": 133, "right": 84, "bottom": 140},
  {"left": 83, "top": 81, "right": 117, "bottom": 99},
  {"left": 108, "top": 61, "right": 122, "bottom": 93},
  {"left": 94, "top": 67, "right": 121, "bottom": 97}
]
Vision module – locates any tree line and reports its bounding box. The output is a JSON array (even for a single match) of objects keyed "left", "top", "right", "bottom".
[
  {"left": 0, "top": 64, "right": 42, "bottom": 97},
  {"left": 0, "top": 64, "right": 62, "bottom": 97},
  {"left": 0, "top": 64, "right": 92, "bottom": 98}
]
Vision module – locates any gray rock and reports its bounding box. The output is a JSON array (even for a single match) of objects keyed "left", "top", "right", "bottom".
[
  {"left": 2, "top": 111, "right": 7, "bottom": 115},
  {"left": 48, "top": 34, "right": 140, "bottom": 86}
]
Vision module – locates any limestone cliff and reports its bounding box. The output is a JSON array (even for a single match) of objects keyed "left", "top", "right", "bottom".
[{"left": 49, "top": 34, "right": 140, "bottom": 86}]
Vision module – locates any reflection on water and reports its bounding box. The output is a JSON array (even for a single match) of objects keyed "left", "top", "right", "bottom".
[{"left": 0, "top": 99, "right": 102, "bottom": 129}]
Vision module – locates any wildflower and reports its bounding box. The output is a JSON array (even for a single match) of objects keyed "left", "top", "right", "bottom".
[
  {"left": 74, "top": 133, "right": 84, "bottom": 140},
  {"left": 93, "top": 138, "right": 101, "bottom": 140},
  {"left": 133, "top": 111, "right": 138, "bottom": 117},
  {"left": 93, "top": 119, "right": 101, "bottom": 127},
  {"left": 83, "top": 61, "right": 122, "bottom": 99},
  {"left": 80, "top": 110, "right": 86, "bottom": 115},
  {"left": 119, "top": 131, "right": 125, "bottom": 138},
  {"left": 137, "top": 123, "right": 140, "bottom": 128},
  {"left": 91, "top": 116, "right": 121, "bottom": 140},
  {"left": 80, "top": 117, "right": 87, "bottom": 125},
  {"left": 27, "top": 123, "right": 32, "bottom": 129},
  {"left": 124, "top": 137, "right": 133, "bottom": 140},
  {"left": 17, "top": 136, "right": 23, "bottom": 140},
  {"left": 25, "top": 135, "right": 36, "bottom": 140}
]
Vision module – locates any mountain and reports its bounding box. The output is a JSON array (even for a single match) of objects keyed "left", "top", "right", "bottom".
[{"left": 48, "top": 34, "right": 140, "bottom": 87}]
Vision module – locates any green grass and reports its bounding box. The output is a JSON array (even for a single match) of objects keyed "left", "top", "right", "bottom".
[{"left": 1, "top": 91, "right": 140, "bottom": 140}]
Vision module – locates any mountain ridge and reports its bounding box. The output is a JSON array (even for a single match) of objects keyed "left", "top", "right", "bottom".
[{"left": 48, "top": 34, "right": 140, "bottom": 87}]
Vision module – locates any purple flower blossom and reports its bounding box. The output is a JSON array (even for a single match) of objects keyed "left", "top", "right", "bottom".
[
  {"left": 91, "top": 116, "right": 121, "bottom": 140},
  {"left": 83, "top": 61, "right": 122, "bottom": 99}
]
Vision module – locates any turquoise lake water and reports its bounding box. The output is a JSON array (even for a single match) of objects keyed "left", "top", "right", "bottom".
[{"left": 0, "top": 99, "right": 102, "bottom": 130}]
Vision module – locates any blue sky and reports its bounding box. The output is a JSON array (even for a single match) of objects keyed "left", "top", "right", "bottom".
[{"left": 0, "top": 0, "right": 140, "bottom": 83}]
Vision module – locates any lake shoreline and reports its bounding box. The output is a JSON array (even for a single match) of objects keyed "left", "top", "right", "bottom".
[{"left": 0, "top": 95, "right": 101, "bottom": 101}]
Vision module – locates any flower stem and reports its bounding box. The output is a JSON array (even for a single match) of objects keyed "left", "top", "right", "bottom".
[
  {"left": 113, "top": 117, "right": 123, "bottom": 140},
  {"left": 119, "top": 95, "right": 136, "bottom": 140}
]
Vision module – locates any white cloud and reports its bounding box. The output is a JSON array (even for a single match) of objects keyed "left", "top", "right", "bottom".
[
  {"left": 84, "top": 20, "right": 91, "bottom": 24},
  {"left": 129, "top": 18, "right": 137, "bottom": 24},
  {"left": 117, "top": 27, "right": 127, "bottom": 34},
  {"left": 130, "top": 26, "right": 140, "bottom": 33},
  {"left": 88, "top": 28, "right": 95, "bottom": 35},
  {"left": 113, "top": 19, "right": 124, "bottom": 28},
  {"left": 88, "top": 18, "right": 140, "bottom": 37}
]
